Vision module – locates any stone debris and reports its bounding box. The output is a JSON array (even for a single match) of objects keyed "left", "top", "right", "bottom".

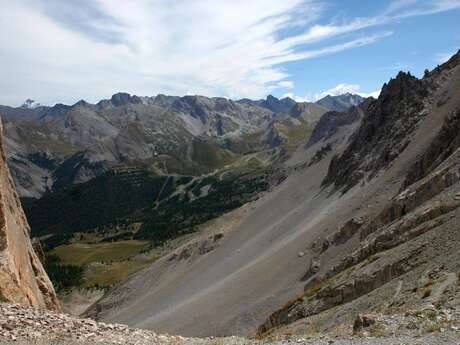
[
  {"left": 0, "top": 303, "right": 185, "bottom": 345},
  {"left": 0, "top": 303, "right": 459, "bottom": 345}
]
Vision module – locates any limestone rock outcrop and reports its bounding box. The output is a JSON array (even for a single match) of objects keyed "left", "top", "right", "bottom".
[{"left": 0, "top": 118, "right": 59, "bottom": 310}]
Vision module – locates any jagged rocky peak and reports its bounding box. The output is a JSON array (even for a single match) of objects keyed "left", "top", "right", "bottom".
[
  {"left": 322, "top": 71, "right": 429, "bottom": 191},
  {"left": 264, "top": 94, "right": 296, "bottom": 113},
  {"left": 380, "top": 71, "right": 427, "bottom": 101},
  {"left": 110, "top": 92, "right": 142, "bottom": 107},
  {"left": 0, "top": 118, "right": 59, "bottom": 310}
]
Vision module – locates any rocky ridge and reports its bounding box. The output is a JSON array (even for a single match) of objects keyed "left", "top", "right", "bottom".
[{"left": 256, "top": 50, "right": 460, "bottom": 338}]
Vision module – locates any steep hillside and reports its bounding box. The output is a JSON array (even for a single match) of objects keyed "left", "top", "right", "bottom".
[
  {"left": 0, "top": 118, "right": 59, "bottom": 310},
  {"left": 258, "top": 50, "right": 460, "bottom": 337},
  {"left": 88, "top": 51, "right": 460, "bottom": 338}
]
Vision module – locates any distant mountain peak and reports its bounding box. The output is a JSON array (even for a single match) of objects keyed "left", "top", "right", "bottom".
[
  {"left": 263, "top": 95, "right": 296, "bottom": 113},
  {"left": 20, "top": 99, "right": 41, "bottom": 109},
  {"left": 73, "top": 99, "right": 90, "bottom": 108},
  {"left": 110, "top": 92, "right": 142, "bottom": 107},
  {"left": 316, "top": 93, "right": 364, "bottom": 112}
]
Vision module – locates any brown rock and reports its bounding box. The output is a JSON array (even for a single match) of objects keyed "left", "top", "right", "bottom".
[{"left": 0, "top": 118, "right": 60, "bottom": 310}]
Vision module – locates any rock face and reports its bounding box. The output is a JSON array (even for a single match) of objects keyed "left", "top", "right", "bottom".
[
  {"left": 323, "top": 72, "right": 428, "bottom": 191},
  {"left": 306, "top": 102, "right": 367, "bottom": 147},
  {"left": 0, "top": 118, "right": 59, "bottom": 310}
]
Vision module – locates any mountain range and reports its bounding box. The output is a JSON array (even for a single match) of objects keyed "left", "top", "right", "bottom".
[
  {"left": 1, "top": 93, "right": 360, "bottom": 198},
  {"left": 1, "top": 49, "right": 459, "bottom": 344}
]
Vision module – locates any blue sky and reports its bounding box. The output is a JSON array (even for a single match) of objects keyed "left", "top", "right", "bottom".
[{"left": 0, "top": 0, "right": 459, "bottom": 106}]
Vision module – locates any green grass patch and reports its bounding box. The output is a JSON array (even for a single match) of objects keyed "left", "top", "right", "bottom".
[
  {"left": 83, "top": 256, "right": 158, "bottom": 288},
  {"left": 51, "top": 240, "right": 150, "bottom": 267}
]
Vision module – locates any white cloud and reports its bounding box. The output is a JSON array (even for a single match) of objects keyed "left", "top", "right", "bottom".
[
  {"left": 316, "top": 83, "right": 381, "bottom": 100},
  {"left": 316, "top": 83, "right": 361, "bottom": 99},
  {"left": 358, "top": 90, "right": 381, "bottom": 99},
  {"left": 0, "top": 0, "right": 458, "bottom": 105},
  {"left": 282, "top": 93, "right": 311, "bottom": 102},
  {"left": 287, "top": 83, "right": 381, "bottom": 102},
  {"left": 278, "top": 81, "right": 295, "bottom": 89}
]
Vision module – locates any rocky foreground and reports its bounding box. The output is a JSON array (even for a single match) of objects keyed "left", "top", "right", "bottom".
[{"left": 0, "top": 303, "right": 459, "bottom": 345}]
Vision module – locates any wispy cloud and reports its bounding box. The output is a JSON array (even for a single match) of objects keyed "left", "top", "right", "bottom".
[
  {"left": 317, "top": 83, "right": 361, "bottom": 98},
  {"left": 0, "top": 0, "right": 458, "bottom": 105}
]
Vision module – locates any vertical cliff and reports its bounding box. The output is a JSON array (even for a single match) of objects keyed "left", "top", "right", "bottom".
[{"left": 0, "top": 117, "right": 59, "bottom": 310}]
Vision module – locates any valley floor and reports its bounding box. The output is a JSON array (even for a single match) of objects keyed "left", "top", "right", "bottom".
[{"left": 0, "top": 303, "right": 458, "bottom": 345}]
